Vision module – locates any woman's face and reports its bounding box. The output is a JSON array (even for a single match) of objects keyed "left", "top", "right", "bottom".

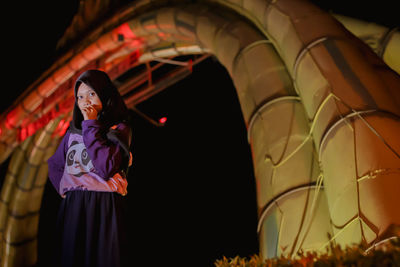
[{"left": 77, "top": 83, "right": 103, "bottom": 114}]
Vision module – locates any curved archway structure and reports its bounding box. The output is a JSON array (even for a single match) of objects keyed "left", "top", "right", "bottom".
[{"left": 0, "top": 0, "right": 399, "bottom": 265}]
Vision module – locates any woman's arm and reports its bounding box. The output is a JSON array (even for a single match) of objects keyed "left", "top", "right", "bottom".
[
  {"left": 81, "top": 120, "right": 131, "bottom": 179},
  {"left": 47, "top": 131, "right": 70, "bottom": 194}
]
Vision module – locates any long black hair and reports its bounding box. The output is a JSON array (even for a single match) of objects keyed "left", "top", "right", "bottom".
[{"left": 71, "top": 69, "right": 130, "bottom": 131}]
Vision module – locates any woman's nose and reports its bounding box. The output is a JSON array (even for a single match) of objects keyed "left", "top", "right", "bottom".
[{"left": 83, "top": 98, "right": 91, "bottom": 106}]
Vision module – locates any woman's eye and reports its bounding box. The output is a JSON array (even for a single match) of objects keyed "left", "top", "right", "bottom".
[
  {"left": 90, "top": 92, "right": 96, "bottom": 97},
  {"left": 77, "top": 95, "right": 83, "bottom": 99}
]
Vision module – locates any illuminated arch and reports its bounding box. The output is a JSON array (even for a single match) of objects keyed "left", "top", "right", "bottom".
[{"left": 0, "top": 0, "right": 399, "bottom": 265}]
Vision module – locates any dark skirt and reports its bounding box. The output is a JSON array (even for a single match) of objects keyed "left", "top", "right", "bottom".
[{"left": 53, "top": 190, "right": 129, "bottom": 267}]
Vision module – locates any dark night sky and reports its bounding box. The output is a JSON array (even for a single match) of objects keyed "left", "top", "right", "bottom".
[{"left": 0, "top": 1, "right": 398, "bottom": 267}]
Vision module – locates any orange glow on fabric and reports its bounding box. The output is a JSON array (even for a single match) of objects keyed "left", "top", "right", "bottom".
[
  {"left": 113, "top": 23, "right": 143, "bottom": 48},
  {"left": 107, "top": 50, "right": 142, "bottom": 80},
  {"left": 17, "top": 96, "right": 74, "bottom": 142},
  {"left": 6, "top": 109, "right": 18, "bottom": 129},
  {"left": 53, "top": 119, "right": 70, "bottom": 137},
  {"left": 53, "top": 119, "right": 64, "bottom": 134},
  {"left": 57, "top": 120, "right": 70, "bottom": 137},
  {"left": 19, "top": 128, "right": 27, "bottom": 142}
]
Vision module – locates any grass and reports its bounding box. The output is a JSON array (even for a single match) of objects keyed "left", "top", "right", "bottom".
[{"left": 215, "top": 238, "right": 400, "bottom": 266}]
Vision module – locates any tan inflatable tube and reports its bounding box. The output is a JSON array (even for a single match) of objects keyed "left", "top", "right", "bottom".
[
  {"left": 0, "top": 3, "right": 331, "bottom": 264},
  {"left": 333, "top": 14, "right": 399, "bottom": 74},
  {"left": 223, "top": 0, "right": 400, "bottom": 250},
  {"left": 0, "top": 117, "right": 66, "bottom": 266}
]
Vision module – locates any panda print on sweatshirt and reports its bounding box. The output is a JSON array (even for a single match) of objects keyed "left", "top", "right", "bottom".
[{"left": 66, "top": 140, "right": 95, "bottom": 177}]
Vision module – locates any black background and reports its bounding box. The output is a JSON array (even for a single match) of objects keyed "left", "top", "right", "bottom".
[{"left": 0, "top": 1, "right": 398, "bottom": 266}]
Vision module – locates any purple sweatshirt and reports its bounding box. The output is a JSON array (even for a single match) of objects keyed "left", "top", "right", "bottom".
[{"left": 47, "top": 119, "right": 131, "bottom": 198}]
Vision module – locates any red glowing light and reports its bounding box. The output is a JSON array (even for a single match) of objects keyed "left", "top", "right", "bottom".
[
  {"left": 188, "top": 59, "right": 193, "bottom": 72},
  {"left": 59, "top": 120, "right": 70, "bottom": 137},
  {"left": 114, "top": 23, "right": 136, "bottom": 40},
  {"left": 6, "top": 109, "right": 18, "bottom": 129},
  {"left": 159, "top": 117, "right": 167, "bottom": 124}
]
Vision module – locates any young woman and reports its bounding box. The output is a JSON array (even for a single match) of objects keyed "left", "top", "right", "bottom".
[{"left": 47, "top": 69, "right": 132, "bottom": 267}]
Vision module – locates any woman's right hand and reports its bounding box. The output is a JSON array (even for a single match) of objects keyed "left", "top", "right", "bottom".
[{"left": 80, "top": 105, "right": 99, "bottom": 120}]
